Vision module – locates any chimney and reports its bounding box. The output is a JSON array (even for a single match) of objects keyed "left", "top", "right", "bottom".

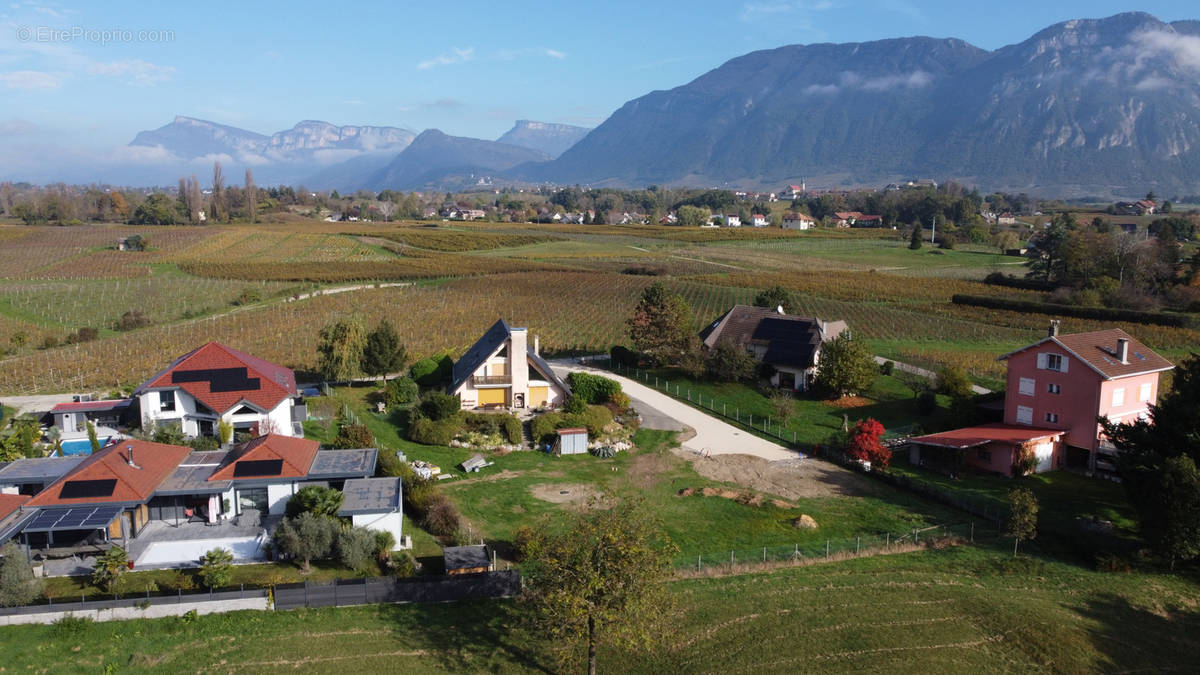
[
  {"left": 1117, "top": 338, "right": 1129, "bottom": 364},
  {"left": 533, "top": 335, "right": 540, "bottom": 356},
  {"left": 1048, "top": 320, "right": 1060, "bottom": 337},
  {"left": 776, "top": 305, "right": 785, "bottom": 315},
  {"left": 126, "top": 445, "right": 141, "bottom": 470}
]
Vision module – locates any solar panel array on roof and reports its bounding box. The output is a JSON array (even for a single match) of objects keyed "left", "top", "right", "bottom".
[
  {"left": 25, "top": 505, "right": 122, "bottom": 532},
  {"left": 232, "top": 459, "right": 283, "bottom": 477},
  {"left": 172, "top": 367, "right": 261, "bottom": 393},
  {"left": 59, "top": 478, "right": 117, "bottom": 499}
]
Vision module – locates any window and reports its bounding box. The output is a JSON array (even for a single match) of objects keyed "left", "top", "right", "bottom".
[
  {"left": 978, "top": 449, "right": 992, "bottom": 461},
  {"left": 1045, "top": 412, "right": 1059, "bottom": 423},
  {"left": 1046, "top": 354, "right": 1063, "bottom": 371},
  {"left": 159, "top": 392, "right": 175, "bottom": 412},
  {"left": 1139, "top": 383, "right": 1153, "bottom": 403},
  {"left": 1047, "top": 383, "right": 1061, "bottom": 395},
  {"left": 1019, "top": 377, "right": 1035, "bottom": 396},
  {"left": 1016, "top": 405, "right": 1033, "bottom": 425},
  {"left": 1112, "top": 388, "right": 1125, "bottom": 407}
]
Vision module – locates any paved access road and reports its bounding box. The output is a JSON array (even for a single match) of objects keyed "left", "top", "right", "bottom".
[{"left": 548, "top": 359, "right": 795, "bottom": 462}]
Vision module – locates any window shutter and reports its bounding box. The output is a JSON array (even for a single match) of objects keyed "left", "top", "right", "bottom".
[
  {"left": 1019, "top": 378, "right": 1035, "bottom": 396},
  {"left": 1036, "top": 353, "right": 1047, "bottom": 370},
  {"left": 1016, "top": 406, "right": 1033, "bottom": 425},
  {"left": 1060, "top": 357, "right": 1068, "bottom": 373}
]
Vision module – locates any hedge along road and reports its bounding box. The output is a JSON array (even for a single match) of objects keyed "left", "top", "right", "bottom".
[{"left": 548, "top": 359, "right": 795, "bottom": 462}]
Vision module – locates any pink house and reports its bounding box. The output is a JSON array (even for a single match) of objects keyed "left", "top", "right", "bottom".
[{"left": 909, "top": 324, "right": 1173, "bottom": 477}]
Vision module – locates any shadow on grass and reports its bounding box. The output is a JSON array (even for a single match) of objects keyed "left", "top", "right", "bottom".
[
  {"left": 376, "top": 597, "right": 552, "bottom": 673},
  {"left": 1079, "top": 592, "right": 1200, "bottom": 670}
]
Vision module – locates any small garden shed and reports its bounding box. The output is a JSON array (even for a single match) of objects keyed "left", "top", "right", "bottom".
[{"left": 554, "top": 428, "right": 588, "bottom": 456}]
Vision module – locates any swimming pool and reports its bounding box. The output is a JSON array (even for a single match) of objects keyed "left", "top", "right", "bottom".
[
  {"left": 135, "top": 534, "right": 267, "bottom": 566},
  {"left": 60, "top": 437, "right": 112, "bottom": 455}
]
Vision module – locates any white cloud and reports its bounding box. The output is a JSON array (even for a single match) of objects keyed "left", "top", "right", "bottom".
[
  {"left": 87, "top": 59, "right": 174, "bottom": 86},
  {"left": 803, "top": 83, "right": 839, "bottom": 95},
  {"left": 803, "top": 70, "right": 933, "bottom": 95},
  {"left": 0, "top": 68, "right": 60, "bottom": 88},
  {"left": 417, "top": 47, "right": 474, "bottom": 70},
  {"left": 495, "top": 47, "right": 568, "bottom": 62},
  {"left": 108, "top": 144, "right": 176, "bottom": 164},
  {"left": 1135, "top": 30, "right": 1200, "bottom": 72},
  {"left": 740, "top": 0, "right": 834, "bottom": 22},
  {"left": 544, "top": 48, "right": 566, "bottom": 60}
]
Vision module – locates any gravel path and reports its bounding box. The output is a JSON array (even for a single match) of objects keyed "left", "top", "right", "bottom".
[{"left": 548, "top": 359, "right": 795, "bottom": 462}]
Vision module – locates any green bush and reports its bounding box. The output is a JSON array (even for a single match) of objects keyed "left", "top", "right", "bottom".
[
  {"left": 197, "top": 548, "right": 233, "bottom": 590},
  {"left": 567, "top": 372, "right": 622, "bottom": 404},
  {"left": 460, "top": 412, "right": 522, "bottom": 444},
  {"left": 422, "top": 495, "right": 461, "bottom": 536},
  {"left": 563, "top": 393, "right": 587, "bottom": 414},
  {"left": 951, "top": 294, "right": 1194, "bottom": 328},
  {"left": 336, "top": 527, "right": 378, "bottom": 575},
  {"left": 531, "top": 412, "right": 564, "bottom": 445},
  {"left": 384, "top": 377, "right": 419, "bottom": 407},
  {"left": 285, "top": 485, "right": 345, "bottom": 518},
  {"left": 502, "top": 415, "right": 522, "bottom": 444},
  {"left": 0, "top": 541, "right": 43, "bottom": 607},
  {"left": 571, "top": 405, "right": 614, "bottom": 437},
  {"left": 410, "top": 354, "right": 453, "bottom": 388},
  {"left": 419, "top": 391, "right": 461, "bottom": 421},
  {"left": 408, "top": 416, "right": 460, "bottom": 446},
  {"left": 391, "top": 551, "right": 417, "bottom": 578},
  {"left": 330, "top": 422, "right": 374, "bottom": 449}
]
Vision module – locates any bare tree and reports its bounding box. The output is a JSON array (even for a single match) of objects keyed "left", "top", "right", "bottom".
[
  {"left": 179, "top": 175, "right": 204, "bottom": 225},
  {"left": 0, "top": 182, "right": 14, "bottom": 216},
  {"left": 244, "top": 169, "right": 257, "bottom": 223},
  {"left": 210, "top": 162, "right": 226, "bottom": 223}
]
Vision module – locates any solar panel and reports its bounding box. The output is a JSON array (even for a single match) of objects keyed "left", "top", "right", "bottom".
[
  {"left": 30, "top": 511, "right": 63, "bottom": 528},
  {"left": 173, "top": 367, "right": 261, "bottom": 393},
  {"left": 59, "top": 479, "right": 117, "bottom": 499},
  {"left": 82, "top": 506, "right": 121, "bottom": 527},
  {"left": 56, "top": 513, "right": 88, "bottom": 528},
  {"left": 232, "top": 459, "right": 283, "bottom": 477}
]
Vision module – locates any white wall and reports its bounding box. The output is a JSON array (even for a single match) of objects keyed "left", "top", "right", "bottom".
[
  {"left": 352, "top": 512, "right": 403, "bottom": 548},
  {"left": 266, "top": 483, "right": 297, "bottom": 516}
]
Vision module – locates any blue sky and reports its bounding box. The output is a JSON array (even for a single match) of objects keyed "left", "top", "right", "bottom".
[{"left": 0, "top": 0, "right": 1195, "bottom": 180}]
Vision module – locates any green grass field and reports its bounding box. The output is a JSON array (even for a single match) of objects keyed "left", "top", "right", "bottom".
[{"left": 5, "top": 546, "right": 1198, "bottom": 673}]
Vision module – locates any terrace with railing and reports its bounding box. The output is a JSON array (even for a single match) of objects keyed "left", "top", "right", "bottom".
[{"left": 473, "top": 374, "right": 511, "bottom": 386}]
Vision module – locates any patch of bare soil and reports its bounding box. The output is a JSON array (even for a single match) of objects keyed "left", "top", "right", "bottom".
[
  {"left": 626, "top": 447, "right": 681, "bottom": 490},
  {"left": 530, "top": 483, "right": 607, "bottom": 507},
  {"left": 673, "top": 448, "right": 879, "bottom": 500}
]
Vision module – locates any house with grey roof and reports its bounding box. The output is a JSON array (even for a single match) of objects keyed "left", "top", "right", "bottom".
[
  {"left": 447, "top": 319, "right": 571, "bottom": 410},
  {"left": 699, "top": 305, "right": 847, "bottom": 392}
]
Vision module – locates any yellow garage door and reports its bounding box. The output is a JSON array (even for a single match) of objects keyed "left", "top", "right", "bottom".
[
  {"left": 478, "top": 388, "right": 506, "bottom": 406},
  {"left": 528, "top": 386, "right": 549, "bottom": 407}
]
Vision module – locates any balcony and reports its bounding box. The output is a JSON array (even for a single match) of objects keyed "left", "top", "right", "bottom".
[{"left": 473, "top": 374, "right": 511, "bottom": 386}]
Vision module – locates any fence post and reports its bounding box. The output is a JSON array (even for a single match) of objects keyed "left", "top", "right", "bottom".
[
  {"left": 886, "top": 532, "right": 890, "bottom": 549},
  {"left": 856, "top": 537, "right": 860, "bottom": 555},
  {"left": 697, "top": 555, "right": 701, "bottom": 572},
  {"left": 825, "top": 540, "right": 830, "bottom": 559},
  {"left": 763, "top": 546, "right": 767, "bottom": 563},
  {"left": 178, "top": 588, "right": 182, "bottom": 603},
  {"left": 723, "top": 403, "right": 726, "bottom": 416},
  {"left": 334, "top": 581, "right": 338, "bottom": 606},
  {"left": 730, "top": 550, "right": 734, "bottom": 567},
  {"left": 304, "top": 581, "right": 308, "bottom": 606},
  {"left": 970, "top": 522, "right": 974, "bottom": 543}
]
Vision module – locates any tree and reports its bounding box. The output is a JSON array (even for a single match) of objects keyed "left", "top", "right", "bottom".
[
  {"left": 846, "top": 418, "right": 890, "bottom": 468},
  {"left": 218, "top": 419, "right": 233, "bottom": 446},
  {"left": 705, "top": 337, "right": 757, "bottom": 383},
  {"left": 244, "top": 169, "right": 257, "bottom": 223},
  {"left": 627, "top": 282, "right": 693, "bottom": 366},
  {"left": 361, "top": 319, "right": 407, "bottom": 382},
  {"left": 210, "top": 162, "right": 226, "bottom": 223},
  {"left": 197, "top": 547, "right": 234, "bottom": 589},
  {"left": 86, "top": 420, "right": 100, "bottom": 453},
  {"left": 909, "top": 224, "right": 923, "bottom": 250},
  {"left": 1102, "top": 355, "right": 1200, "bottom": 566},
  {"left": 937, "top": 366, "right": 975, "bottom": 400},
  {"left": 1004, "top": 487, "right": 1039, "bottom": 557},
  {"left": 0, "top": 541, "right": 43, "bottom": 606},
  {"left": 813, "top": 332, "right": 875, "bottom": 399},
  {"left": 130, "top": 193, "right": 178, "bottom": 225},
  {"left": 92, "top": 546, "right": 129, "bottom": 594},
  {"left": 676, "top": 204, "right": 709, "bottom": 227},
  {"left": 273, "top": 513, "right": 336, "bottom": 573},
  {"left": 285, "top": 485, "right": 345, "bottom": 518},
  {"left": 0, "top": 418, "right": 39, "bottom": 461},
  {"left": 753, "top": 285, "right": 795, "bottom": 313},
  {"left": 523, "top": 499, "right": 678, "bottom": 675},
  {"left": 418, "top": 391, "right": 461, "bottom": 421},
  {"left": 316, "top": 318, "right": 367, "bottom": 382},
  {"left": 993, "top": 230, "right": 1020, "bottom": 253}
]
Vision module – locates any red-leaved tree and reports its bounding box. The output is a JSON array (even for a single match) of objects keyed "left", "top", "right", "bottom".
[{"left": 847, "top": 418, "right": 890, "bottom": 468}]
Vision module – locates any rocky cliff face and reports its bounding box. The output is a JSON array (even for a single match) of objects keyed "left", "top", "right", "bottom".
[{"left": 496, "top": 120, "right": 591, "bottom": 158}]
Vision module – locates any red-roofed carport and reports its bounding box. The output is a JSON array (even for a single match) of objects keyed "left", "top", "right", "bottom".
[{"left": 908, "top": 424, "right": 1064, "bottom": 477}]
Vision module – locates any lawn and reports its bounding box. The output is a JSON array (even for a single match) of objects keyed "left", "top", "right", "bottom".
[
  {"left": 5, "top": 546, "right": 1198, "bottom": 673},
  {"left": 311, "top": 386, "right": 971, "bottom": 562}
]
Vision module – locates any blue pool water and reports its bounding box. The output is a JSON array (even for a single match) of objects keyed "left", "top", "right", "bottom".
[{"left": 60, "top": 437, "right": 112, "bottom": 456}]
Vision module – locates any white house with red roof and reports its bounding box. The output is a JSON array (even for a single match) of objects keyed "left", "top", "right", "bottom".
[{"left": 134, "top": 342, "right": 302, "bottom": 440}]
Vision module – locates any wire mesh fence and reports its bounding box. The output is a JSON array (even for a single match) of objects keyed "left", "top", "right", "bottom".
[{"left": 674, "top": 522, "right": 992, "bottom": 573}]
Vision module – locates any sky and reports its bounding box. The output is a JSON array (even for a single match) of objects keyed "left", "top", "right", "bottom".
[{"left": 0, "top": 0, "right": 1196, "bottom": 182}]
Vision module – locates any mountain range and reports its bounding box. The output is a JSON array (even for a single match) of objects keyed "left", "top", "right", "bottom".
[
  {"left": 536, "top": 12, "right": 1200, "bottom": 195},
  {"left": 119, "top": 13, "right": 1200, "bottom": 195}
]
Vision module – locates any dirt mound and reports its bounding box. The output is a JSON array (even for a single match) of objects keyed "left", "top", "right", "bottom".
[
  {"left": 678, "top": 487, "right": 696, "bottom": 497},
  {"left": 679, "top": 486, "right": 794, "bottom": 509},
  {"left": 674, "top": 449, "right": 878, "bottom": 500}
]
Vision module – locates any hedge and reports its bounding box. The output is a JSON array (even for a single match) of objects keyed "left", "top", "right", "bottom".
[
  {"left": 408, "top": 416, "right": 459, "bottom": 446},
  {"left": 530, "top": 405, "right": 613, "bottom": 445},
  {"left": 982, "top": 272, "right": 1055, "bottom": 291},
  {"left": 567, "top": 371, "right": 622, "bottom": 404},
  {"left": 951, "top": 294, "right": 1195, "bottom": 328},
  {"left": 462, "top": 411, "right": 523, "bottom": 444}
]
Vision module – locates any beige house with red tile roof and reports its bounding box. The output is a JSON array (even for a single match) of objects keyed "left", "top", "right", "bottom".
[{"left": 134, "top": 342, "right": 302, "bottom": 440}]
